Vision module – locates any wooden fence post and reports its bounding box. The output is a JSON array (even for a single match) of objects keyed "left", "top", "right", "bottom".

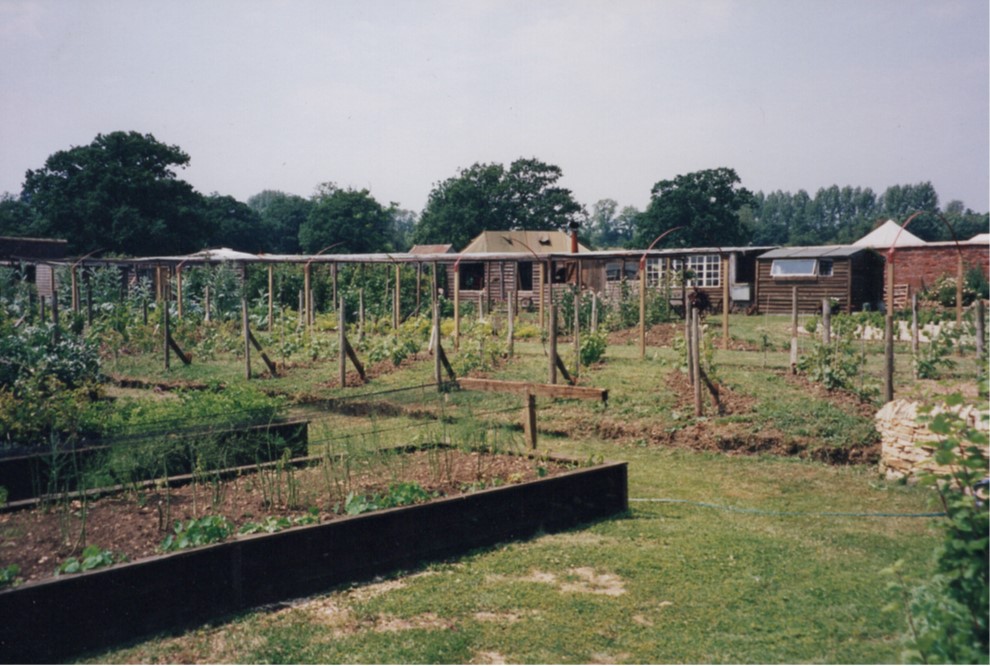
[
  {"left": 975, "top": 299, "right": 986, "bottom": 359},
  {"left": 573, "top": 285, "right": 580, "bottom": 377},
  {"left": 507, "top": 293, "right": 515, "bottom": 358},
  {"left": 721, "top": 254, "right": 729, "bottom": 350},
  {"left": 339, "top": 293, "right": 347, "bottom": 388},
  {"left": 883, "top": 261, "right": 895, "bottom": 403},
  {"left": 523, "top": 392, "right": 537, "bottom": 450},
  {"left": 591, "top": 292, "right": 598, "bottom": 333},
  {"left": 822, "top": 297, "right": 831, "bottom": 345},
  {"left": 692, "top": 307, "right": 702, "bottom": 417},
  {"left": 549, "top": 303, "right": 558, "bottom": 385},
  {"left": 242, "top": 292, "right": 251, "bottom": 380},
  {"left": 639, "top": 260, "right": 647, "bottom": 359},
  {"left": 790, "top": 286, "right": 798, "bottom": 374},
  {"left": 267, "top": 265, "right": 274, "bottom": 331}
]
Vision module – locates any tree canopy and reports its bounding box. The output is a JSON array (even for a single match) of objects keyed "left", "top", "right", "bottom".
[
  {"left": 298, "top": 183, "right": 394, "bottom": 254},
  {"left": 414, "top": 158, "right": 584, "bottom": 250},
  {"left": 247, "top": 190, "right": 313, "bottom": 254},
  {"left": 21, "top": 131, "right": 210, "bottom": 256},
  {"left": 634, "top": 167, "right": 753, "bottom": 248}
]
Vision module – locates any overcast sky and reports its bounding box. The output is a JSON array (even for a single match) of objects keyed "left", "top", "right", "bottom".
[{"left": 1, "top": 0, "right": 987, "bottom": 217}]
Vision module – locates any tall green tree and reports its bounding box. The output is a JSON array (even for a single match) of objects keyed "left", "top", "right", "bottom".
[
  {"left": 635, "top": 167, "right": 753, "bottom": 248},
  {"left": 20, "top": 131, "right": 209, "bottom": 256},
  {"left": 588, "top": 198, "right": 637, "bottom": 248},
  {"left": 414, "top": 157, "right": 584, "bottom": 250},
  {"left": 0, "top": 193, "right": 40, "bottom": 237},
  {"left": 298, "top": 183, "right": 393, "bottom": 254},
  {"left": 879, "top": 182, "right": 940, "bottom": 240},
  {"left": 201, "top": 194, "right": 266, "bottom": 252},
  {"left": 247, "top": 190, "right": 313, "bottom": 254}
]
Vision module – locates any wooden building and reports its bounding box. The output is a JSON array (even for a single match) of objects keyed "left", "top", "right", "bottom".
[{"left": 755, "top": 245, "right": 884, "bottom": 314}]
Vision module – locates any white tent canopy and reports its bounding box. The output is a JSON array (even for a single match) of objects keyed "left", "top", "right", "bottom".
[{"left": 853, "top": 219, "right": 925, "bottom": 248}]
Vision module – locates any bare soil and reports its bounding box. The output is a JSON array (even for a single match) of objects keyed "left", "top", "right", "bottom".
[{"left": 0, "top": 450, "right": 571, "bottom": 586}]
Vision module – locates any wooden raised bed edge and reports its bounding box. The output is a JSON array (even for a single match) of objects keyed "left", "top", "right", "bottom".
[{"left": 0, "top": 457, "right": 628, "bottom": 663}]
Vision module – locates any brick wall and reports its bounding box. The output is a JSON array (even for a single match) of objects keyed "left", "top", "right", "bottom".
[{"left": 885, "top": 243, "right": 989, "bottom": 295}]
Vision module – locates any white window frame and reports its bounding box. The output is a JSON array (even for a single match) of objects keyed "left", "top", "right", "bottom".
[
  {"left": 770, "top": 258, "right": 820, "bottom": 278},
  {"left": 647, "top": 255, "right": 721, "bottom": 288}
]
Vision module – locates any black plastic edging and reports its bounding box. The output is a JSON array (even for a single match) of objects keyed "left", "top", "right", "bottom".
[{"left": 0, "top": 460, "right": 627, "bottom": 663}]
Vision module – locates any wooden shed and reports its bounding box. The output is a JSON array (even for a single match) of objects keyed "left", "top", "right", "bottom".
[{"left": 755, "top": 245, "right": 884, "bottom": 314}]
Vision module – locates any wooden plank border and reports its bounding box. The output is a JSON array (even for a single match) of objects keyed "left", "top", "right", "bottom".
[{"left": 0, "top": 459, "right": 627, "bottom": 663}]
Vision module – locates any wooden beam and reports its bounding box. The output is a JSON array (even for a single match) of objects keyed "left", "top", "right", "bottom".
[{"left": 456, "top": 377, "right": 606, "bottom": 402}]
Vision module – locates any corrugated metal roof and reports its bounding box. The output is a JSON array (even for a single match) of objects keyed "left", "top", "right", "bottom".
[{"left": 758, "top": 245, "right": 869, "bottom": 259}]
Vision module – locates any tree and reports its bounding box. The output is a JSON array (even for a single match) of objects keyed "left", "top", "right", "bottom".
[
  {"left": 635, "top": 167, "right": 753, "bottom": 248},
  {"left": 879, "top": 182, "right": 940, "bottom": 241},
  {"left": 298, "top": 183, "right": 393, "bottom": 254},
  {"left": 20, "top": 131, "right": 209, "bottom": 256},
  {"left": 414, "top": 157, "right": 584, "bottom": 250},
  {"left": 389, "top": 208, "right": 417, "bottom": 252},
  {"left": 247, "top": 190, "right": 313, "bottom": 254},
  {"left": 0, "top": 193, "right": 40, "bottom": 237},
  {"left": 588, "top": 199, "right": 637, "bottom": 248},
  {"left": 201, "top": 194, "right": 266, "bottom": 252},
  {"left": 414, "top": 162, "right": 507, "bottom": 251}
]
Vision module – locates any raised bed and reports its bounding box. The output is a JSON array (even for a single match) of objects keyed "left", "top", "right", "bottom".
[
  {"left": 0, "top": 419, "right": 309, "bottom": 502},
  {"left": 0, "top": 456, "right": 627, "bottom": 663}
]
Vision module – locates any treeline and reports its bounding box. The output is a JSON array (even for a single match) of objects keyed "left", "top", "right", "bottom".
[{"left": 1, "top": 131, "right": 986, "bottom": 257}]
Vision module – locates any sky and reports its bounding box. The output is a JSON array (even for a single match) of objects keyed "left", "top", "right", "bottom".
[{"left": 1, "top": 0, "right": 988, "bottom": 217}]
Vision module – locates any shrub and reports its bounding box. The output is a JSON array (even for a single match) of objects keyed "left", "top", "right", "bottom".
[
  {"left": 579, "top": 330, "right": 608, "bottom": 366},
  {"left": 887, "top": 393, "right": 989, "bottom": 664}
]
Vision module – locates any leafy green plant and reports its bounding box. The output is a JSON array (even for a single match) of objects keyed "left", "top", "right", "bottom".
[
  {"left": 886, "top": 393, "right": 989, "bottom": 664},
  {"left": 344, "top": 481, "right": 434, "bottom": 516},
  {"left": 579, "top": 329, "right": 608, "bottom": 366},
  {"left": 56, "top": 544, "right": 124, "bottom": 575},
  {"left": 0, "top": 563, "right": 21, "bottom": 589},
  {"left": 914, "top": 326, "right": 958, "bottom": 380},
  {"left": 160, "top": 515, "right": 233, "bottom": 552}
]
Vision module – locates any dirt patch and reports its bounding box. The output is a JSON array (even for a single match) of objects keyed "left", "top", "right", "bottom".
[
  {"left": 0, "top": 450, "right": 573, "bottom": 586},
  {"left": 607, "top": 322, "right": 758, "bottom": 351}
]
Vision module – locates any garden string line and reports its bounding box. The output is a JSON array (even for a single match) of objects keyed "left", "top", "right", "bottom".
[{"left": 629, "top": 497, "right": 945, "bottom": 519}]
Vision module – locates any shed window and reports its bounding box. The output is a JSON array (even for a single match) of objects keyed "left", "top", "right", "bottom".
[{"left": 770, "top": 258, "right": 818, "bottom": 277}]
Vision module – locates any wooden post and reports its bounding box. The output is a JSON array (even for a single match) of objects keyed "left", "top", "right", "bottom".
[
  {"left": 639, "top": 259, "right": 647, "bottom": 359},
  {"left": 71, "top": 266, "right": 79, "bottom": 313},
  {"left": 358, "top": 288, "right": 365, "bottom": 342},
  {"left": 51, "top": 291, "right": 60, "bottom": 341},
  {"left": 692, "top": 307, "right": 702, "bottom": 417},
  {"left": 416, "top": 263, "right": 422, "bottom": 314},
  {"left": 433, "top": 300, "right": 442, "bottom": 389},
  {"left": 956, "top": 254, "right": 964, "bottom": 328},
  {"left": 976, "top": 299, "right": 986, "bottom": 358},
  {"left": 883, "top": 258, "right": 895, "bottom": 403},
  {"left": 538, "top": 262, "right": 546, "bottom": 333},
  {"left": 822, "top": 298, "right": 831, "bottom": 345},
  {"left": 573, "top": 282, "right": 580, "bottom": 377},
  {"left": 85, "top": 274, "right": 93, "bottom": 327},
  {"left": 686, "top": 298, "right": 695, "bottom": 387},
  {"left": 296, "top": 289, "right": 302, "bottom": 328},
  {"left": 523, "top": 392, "right": 537, "bottom": 450},
  {"left": 549, "top": 303, "right": 558, "bottom": 385},
  {"left": 40, "top": 294, "right": 47, "bottom": 325},
  {"left": 507, "top": 293, "right": 515, "bottom": 358},
  {"left": 164, "top": 292, "right": 171, "bottom": 371},
  {"left": 722, "top": 254, "right": 730, "bottom": 350},
  {"left": 393, "top": 264, "right": 401, "bottom": 330},
  {"left": 267, "top": 265, "right": 274, "bottom": 331},
  {"left": 790, "top": 286, "right": 799, "bottom": 374},
  {"left": 453, "top": 267, "right": 461, "bottom": 351},
  {"left": 242, "top": 280, "right": 252, "bottom": 380},
  {"left": 339, "top": 293, "right": 347, "bottom": 387},
  {"left": 591, "top": 292, "right": 598, "bottom": 333},
  {"left": 176, "top": 265, "right": 184, "bottom": 320},
  {"left": 303, "top": 263, "right": 312, "bottom": 331},
  {"left": 911, "top": 292, "right": 919, "bottom": 359},
  {"left": 331, "top": 263, "right": 338, "bottom": 313}
]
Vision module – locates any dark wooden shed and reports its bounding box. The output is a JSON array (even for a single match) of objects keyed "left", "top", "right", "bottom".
[{"left": 755, "top": 245, "right": 884, "bottom": 314}]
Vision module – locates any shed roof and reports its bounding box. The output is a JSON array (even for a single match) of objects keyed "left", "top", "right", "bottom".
[
  {"left": 461, "top": 230, "right": 589, "bottom": 254},
  {"left": 759, "top": 245, "right": 870, "bottom": 260},
  {"left": 408, "top": 244, "right": 454, "bottom": 255}
]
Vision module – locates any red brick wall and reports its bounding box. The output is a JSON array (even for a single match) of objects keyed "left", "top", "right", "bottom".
[{"left": 885, "top": 244, "right": 989, "bottom": 294}]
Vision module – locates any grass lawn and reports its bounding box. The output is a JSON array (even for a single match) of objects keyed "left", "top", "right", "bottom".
[{"left": 72, "top": 313, "right": 973, "bottom": 664}]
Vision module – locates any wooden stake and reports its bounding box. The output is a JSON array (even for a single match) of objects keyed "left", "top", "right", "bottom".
[
  {"left": 639, "top": 259, "right": 647, "bottom": 359},
  {"left": 549, "top": 303, "right": 558, "bottom": 385},
  {"left": 976, "top": 299, "right": 986, "bottom": 358},
  {"left": 822, "top": 297, "right": 831, "bottom": 345},
  {"left": 267, "top": 265, "right": 274, "bottom": 331},
  {"left": 507, "top": 293, "right": 515, "bottom": 358},
  {"left": 884, "top": 260, "right": 895, "bottom": 403},
  {"left": 339, "top": 293, "right": 347, "bottom": 387},
  {"left": 722, "top": 254, "right": 729, "bottom": 349},
  {"left": 790, "top": 286, "right": 798, "bottom": 374},
  {"left": 453, "top": 268, "right": 461, "bottom": 351},
  {"left": 692, "top": 307, "right": 702, "bottom": 417},
  {"left": 523, "top": 392, "right": 537, "bottom": 450}
]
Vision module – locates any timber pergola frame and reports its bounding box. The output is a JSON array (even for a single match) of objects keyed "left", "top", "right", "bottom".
[{"left": 36, "top": 246, "right": 760, "bottom": 352}]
